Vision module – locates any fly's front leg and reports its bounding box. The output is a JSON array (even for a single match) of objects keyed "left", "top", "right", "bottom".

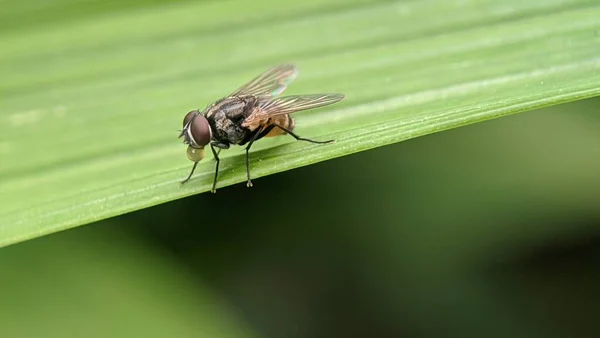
[
  {"left": 181, "top": 162, "right": 198, "bottom": 185},
  {"left": 210, "top": 142, "right": 229, "bottom": 193}
]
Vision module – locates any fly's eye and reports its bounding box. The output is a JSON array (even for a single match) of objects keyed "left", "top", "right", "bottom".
[
  {"left": 188, "top": 114, "right": 212, "bottom": 147},
  {"left": 183, "top": 110, "right": 198, "bottom": 128}
]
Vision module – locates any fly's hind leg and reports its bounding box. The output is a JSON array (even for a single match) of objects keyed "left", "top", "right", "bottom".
[
  {"left": 272, "top": 123, "right": 335, "bottom": 144},
  {"left": 243, "top": 124, "right": 334, "bottom": 189}
]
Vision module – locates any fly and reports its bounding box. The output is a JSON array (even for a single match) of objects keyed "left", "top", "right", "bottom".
[{"left": 178, "top": 64, "right": 345, "bottom": 193}]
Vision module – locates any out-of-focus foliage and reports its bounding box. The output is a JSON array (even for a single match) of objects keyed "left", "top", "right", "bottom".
[{"left": 0, "top": 228, "right": 257, "bottom": 338}]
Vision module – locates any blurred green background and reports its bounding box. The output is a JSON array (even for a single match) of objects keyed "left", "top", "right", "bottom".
[
  {"left": 2, "top": 98, "right": 600, "bottom": 337},
  {"left": 2, "top": 0, "right": 600, "bottom": 337}
]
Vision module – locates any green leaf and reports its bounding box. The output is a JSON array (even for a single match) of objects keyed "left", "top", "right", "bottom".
[
  {"left": 0, "top": 226, "right": 257, "bottom": 338},
  {"left": 1, "top": 0, "right": 599, "bottom": 247}
]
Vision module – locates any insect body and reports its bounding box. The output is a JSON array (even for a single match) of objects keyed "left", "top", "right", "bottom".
[{"left": 179, "top": 64, "right": 344, "bottom": 193}]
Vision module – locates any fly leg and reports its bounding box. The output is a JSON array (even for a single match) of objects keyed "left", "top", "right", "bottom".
[
  {"left": 210, "top": 142, "right": 229, "bottom": 193},
  {"left": 181, "top": 162, "right": 198, "bottom": 184},
  {"left": 271, "top": 124, "right": 335, "bottom": 144},
  {"left": 243, "top": 124, "right": 333, "bottom": 188},
  {"left": 213, "top": 148, "right": 222, "bottom": 160},
  {"left": 244, "top": 127, "right": 270, "bottom": 188}
]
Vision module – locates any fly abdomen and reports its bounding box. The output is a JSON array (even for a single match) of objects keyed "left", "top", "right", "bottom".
[
  {"left": 262, "top": 114, "right": 295, "bottom": 138},
  {"left": 284, "top": 114, "right": 295, "bottom": 130}
]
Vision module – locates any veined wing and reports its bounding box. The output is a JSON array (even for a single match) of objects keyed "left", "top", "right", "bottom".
[
  {"left": 242, "top": 94, "right": 344, "bottom": 127},
  {"left": 258, "top": 94, "right": 345, "bottom": 116},
  {"left": 230, "top": 64, "right": 298, "bottom": 97}
]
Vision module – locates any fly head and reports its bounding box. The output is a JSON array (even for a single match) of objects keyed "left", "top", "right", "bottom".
[{"left": 180, "top": 110, "right": 212, "bottom": 162}]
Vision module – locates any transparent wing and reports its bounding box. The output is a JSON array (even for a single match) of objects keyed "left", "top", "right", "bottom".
[
  {"left": 242, "top": 94, "right": 344, "bottom": 126},
  {"left": 230, "top": 64, "right": 298, "bottom": 97},
  {"left": 259, "top": 94, "right": 345, "bottom": 115}
]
